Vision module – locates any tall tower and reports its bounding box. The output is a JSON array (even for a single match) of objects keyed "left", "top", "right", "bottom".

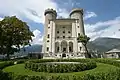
[
  {"left": 43, "top": 9, "right": 57, "bottom": 54},
  {"left": 70, "top": 8, "right": 86, "bottom": 56},
  {"left": 70, "top": 8, "right": 85, "bottom": 35}
]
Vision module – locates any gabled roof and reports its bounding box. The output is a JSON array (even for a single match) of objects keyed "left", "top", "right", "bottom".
[{"left": 106, "top": 49, "right": 120, "bottom": 53}]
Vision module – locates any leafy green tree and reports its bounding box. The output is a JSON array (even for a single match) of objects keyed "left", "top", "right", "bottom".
[
  {"left": 0, "top": 16, "right": 34, "bottom": 59},
  {"left": 77, "top": 35, "right": 91, "bottom": 58}
]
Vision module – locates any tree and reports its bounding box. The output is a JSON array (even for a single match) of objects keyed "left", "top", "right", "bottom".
[
  {"left": 0, "top": 16, "right": 34, "bottom": 59},
  {"left": 77, "top": 35, "right": 91, "bottom": 58}
]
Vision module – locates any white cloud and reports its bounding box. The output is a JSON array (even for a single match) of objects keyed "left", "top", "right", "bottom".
[
  {"left": 85, "top": 16, "right": 120, "bottom": 40},
  {"left": 31, "top": 29, "right": 43, "bottom": 45},
  {"left": 0, "top": 17, "right": 3, "bottom": 21},
  {"left": 0, "top": 0, "right": 69, "bottom": 23},
  {"left": 57, "top": 8, "right": 69, "bottom": 18},
  {"left": 84, "top": 11, "right": 97, "bottom": 20}
]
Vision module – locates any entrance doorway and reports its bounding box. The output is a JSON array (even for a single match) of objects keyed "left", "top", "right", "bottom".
[
  {"left": 62, "top": 53, "right": 66, "bottom": 57},
  {"left": 63, "top": 48, "right": 66, "bottom": 52}
]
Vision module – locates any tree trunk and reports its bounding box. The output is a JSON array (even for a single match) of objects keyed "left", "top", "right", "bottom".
[
  {"left": 6, "top": 53, "right": 10, "bottom": 60},
  {"left": 6, "top": 46, "right": 11, "bottom": 60},
  {"left": 83, "top": 44, "right": 91, "bottom": 58}
]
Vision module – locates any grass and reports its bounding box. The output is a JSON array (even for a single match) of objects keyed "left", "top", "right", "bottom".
[{"left": 3, "top": 63, "right": 119, "bottom": 76}]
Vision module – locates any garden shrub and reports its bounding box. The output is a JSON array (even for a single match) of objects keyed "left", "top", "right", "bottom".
[
  {"left": 25, "top": 59, "right": 97, "bottom": 73},
  {"left": 2, "top": 59, "right": 120, "bottom": 80},
  {"left": 0, "top": 61, "right": 14, "bottom": 69},
  {"left": 0, "top": 59, "right": 26, "bottom": 70},
  {"left": 94, "top": 58, "right": 120, "bottom": 67},
  {"left": 4, "top": 68, "right": 120, "bottom": 80}
]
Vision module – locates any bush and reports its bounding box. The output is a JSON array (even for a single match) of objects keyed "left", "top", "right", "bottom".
[
  {"left": 25, "top": 59, "right": 97, "bottom": 73},
  {"left": 94, "top": 59, "right": 120, "bottom": 67},
  {"left": 4, "top": 68, "right": 120, "bottom": 80},
  {"left": 0, "top": 61, "right": 14, "bottom": 69},
  {"left": 83, "top": 69, "right": 120, "bottom": 80},
  {"left": 2, "top": 59, "right": 120, "bottom": 80},
  {"left": 0, "top": 59, "right": 26, "bottom": 70}
]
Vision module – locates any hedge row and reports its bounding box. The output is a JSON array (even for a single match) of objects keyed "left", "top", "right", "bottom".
[
  {"left": 1, "top": 68, "right": 120, "bottom": 80},
  {"left": 28, "top": 59, "right": 92, "bottom": 63},
  {"left": 25, "top": 59, "right": 97, "bottom": 73},
  {"left": 0, "top": 60, "right": 26, "bottom": 80},
  {"left": 94, "top": 59, "right": 120, "bottom": 67},
  {"left": 0, "top": 60, "right": 26, "bottom": 70},
  {"left": 2, "top": 59, "right": 120, "bottom": 80}
]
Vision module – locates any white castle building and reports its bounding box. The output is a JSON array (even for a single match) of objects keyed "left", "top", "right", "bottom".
[{"left": 42, "top": 8, "right": 86, "bottom": 59}]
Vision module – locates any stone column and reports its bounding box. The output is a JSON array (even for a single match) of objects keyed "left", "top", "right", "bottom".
[
  {"left": 68, "top": 42, "right": 69, "bottom": 53},
  {"left": 52, "top": 22, "right": 55, "bottom": 54},
  {"left": 59, "top": 41, "right": 61, "bottom": 53}
]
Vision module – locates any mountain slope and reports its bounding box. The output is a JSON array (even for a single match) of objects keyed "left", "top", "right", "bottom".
[{"left": 87, "top": 37, "right": 120, "bottom": 52}]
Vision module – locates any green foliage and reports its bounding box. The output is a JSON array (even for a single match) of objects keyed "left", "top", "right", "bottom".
[
  {"left": 77, "top": 35, "right": 90, "bottom": 44},
  {"left": 83, "top": 69, "right": 120, "bottom": 80},
  {"left": 0, "top": 60, "right": 26, "bottom": 80},
  {"left": 77, "top": 35, "right": 91, "bottom": 58},
  {"left": 25, "top": 59, "right": 97, "bottom": 73},
  {"left": 94, "top": 58, "right": 120, "bottom": 67},
  {"left": 0, "top": 61, "right": 14, "bottom": 69},
  {"left": 2, "top": 68, "right": 120, "bottom": 80},
  {"left": 0, "top": 16, "right": 34, "bottom": 58},
  {"left": 3, "top": 59, "right": 120, "bottom": 80},
  {"left": 0, "top": 60, "right": 25, "bottom": 70}
]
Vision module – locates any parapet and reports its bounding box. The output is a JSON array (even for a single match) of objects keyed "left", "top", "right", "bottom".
[
  {"left": 69, "top": 8, "right": 83, "bottom": 16},
  {"left": 44, "top": 8, "right": 57, "bottom": 16}
]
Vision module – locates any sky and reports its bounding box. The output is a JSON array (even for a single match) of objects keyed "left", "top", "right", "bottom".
[{"left": 0, "top": 0, "right": 120, "bottom": 44}]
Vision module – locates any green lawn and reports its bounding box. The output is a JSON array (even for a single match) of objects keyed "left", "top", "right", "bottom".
[{"left": 3, "top": 63, "right": 119, "bottom": 76}]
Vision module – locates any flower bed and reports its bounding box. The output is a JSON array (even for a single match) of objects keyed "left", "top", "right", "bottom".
[{"left": 25, "top": 59, "right": 97, "bottom": 73}]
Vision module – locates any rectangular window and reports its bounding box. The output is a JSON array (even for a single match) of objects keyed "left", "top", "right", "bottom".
[
  {"left": 48, "top": 26, "right": 50, "bottom": 28},
  {"left": 80, "top": 47, "right": 82, "bottom": 51},
  {"left": 57, "top": 31, "right": 59, "bottom": 33},
  {"left": 48, "top": 20, "right": 50, "bottom": 24},
  {"left": 47, "top": 34, "right": 50, "bottom": 38},
  {"left": 78, "top": 33, "right": 80, "bottom": 36},
  {"left": 47, "top": 47, "right": 49, "bottom": 51},
  {"left": 68, "top": 31, "right": 71, "bottom": 33},
  {"left": 57, "top": 47, "right": 59, "bottom": 52},
  {"left": 63, "top": 31, "right": 65, "bottom": 33},
  {"left": 63, "top": 36, "right": 65, "bottom": 38}
]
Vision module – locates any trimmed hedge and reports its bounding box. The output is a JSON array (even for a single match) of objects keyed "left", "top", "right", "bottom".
[
  {"left": 2, "top": 59, "right": 120, "bottom": 80},
  {"left": 25, "top": 59, "right": 97, "bottom": 73},
  {"left": 0, "top": 60, "right": 26, "bottom": 80},
  {"left": 0, "top": 60, "right": 26, "bottom": 70},
  {"left": 94, "top": 59, "right": 120, "bottom": 67},
  {"left": 0, "top": 61, "right": 14, "bottom": 70},
  {"left": 2, "top": 68, "right": 120, "bottom": 80}
]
